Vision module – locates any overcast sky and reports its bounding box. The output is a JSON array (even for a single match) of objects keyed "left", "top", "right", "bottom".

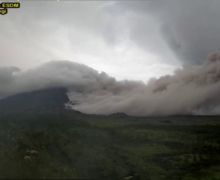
[{"left": 1, "top": 0, "right": 220, "bottom": 81}]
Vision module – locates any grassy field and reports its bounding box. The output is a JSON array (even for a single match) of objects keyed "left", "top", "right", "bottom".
[{"left": 0, "top": 111, "right": 219, "bottom": 179}]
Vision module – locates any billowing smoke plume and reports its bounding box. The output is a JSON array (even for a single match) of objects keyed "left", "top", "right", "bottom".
[{"left": 0, "top": 56, "right": 220, "bottom": 116}]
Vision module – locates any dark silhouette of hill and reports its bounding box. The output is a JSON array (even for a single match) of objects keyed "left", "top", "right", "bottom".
[{"left": 0, "top": 88, "right": 69, "bottom": 114}]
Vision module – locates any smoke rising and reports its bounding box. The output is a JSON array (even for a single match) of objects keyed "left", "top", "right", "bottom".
[{"left": 0, "top": 57, "right": 220, "bottom": 116}]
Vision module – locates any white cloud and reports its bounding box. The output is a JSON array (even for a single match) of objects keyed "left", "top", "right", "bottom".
[{"left": 0, "top": 1, "right": 179, "bottom": 81}]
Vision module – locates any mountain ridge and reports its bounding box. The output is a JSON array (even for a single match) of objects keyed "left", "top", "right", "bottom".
[{"left": 0, "top": 88, "right": 69, "bottom": 114}]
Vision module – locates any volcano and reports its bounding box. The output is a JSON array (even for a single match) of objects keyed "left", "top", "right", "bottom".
[{"left": 0, "top": 88, "right": 69, "bottom": 114}]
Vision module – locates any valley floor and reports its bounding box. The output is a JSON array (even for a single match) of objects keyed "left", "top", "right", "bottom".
[{"left": 0, "top": 111, "right": 219, "bottom": 180}]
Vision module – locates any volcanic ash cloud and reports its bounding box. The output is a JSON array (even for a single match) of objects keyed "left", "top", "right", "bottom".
[
  {"left": 67, "top": 54, "right": 220, "bottom": 116},
  {"left": 1, "top": 55, "right": 220, "bottom": 116}
]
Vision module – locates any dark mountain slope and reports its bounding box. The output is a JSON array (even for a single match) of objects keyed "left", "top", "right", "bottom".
[
  {"left": 0, "top": 88, "right": 219, "bottom": 179},
  {"left": 0, "top": 88, "right": 69, "bottom": 114}
]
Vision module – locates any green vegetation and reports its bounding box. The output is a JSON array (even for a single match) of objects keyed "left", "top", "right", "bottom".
[{"left": 0, "top": 112, "right": 219, "bottom": 179}]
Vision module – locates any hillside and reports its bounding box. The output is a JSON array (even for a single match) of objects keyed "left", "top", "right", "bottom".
[
  {"left": 0, "top": 88, "right": 69, "bottom": 114},
  {"left": 0, "top": 89, "right": 219, "bottom": 179}
]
